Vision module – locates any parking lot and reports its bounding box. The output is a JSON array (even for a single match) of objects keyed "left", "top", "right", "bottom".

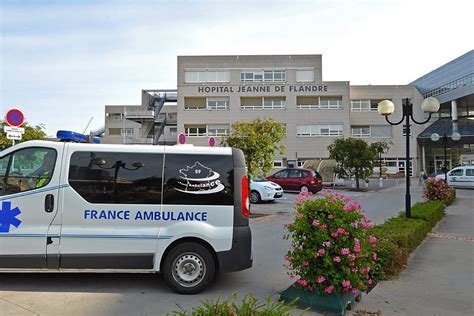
[{"left": 1, "top": 184, "right": 471, "bottom": 315}]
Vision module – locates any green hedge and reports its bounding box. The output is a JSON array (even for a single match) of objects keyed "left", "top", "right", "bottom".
[
  {"left": 410, "top": 201, "right": 445, "bottom": 227},
  {"left": 374, "top": 200, "right": 447, "bottom": 279},
  {"left": 374, "top": 217, "right": 431, "bottom": 255},
  {"left": 375, "top": 237, "right": 407, "bottom": 278}
]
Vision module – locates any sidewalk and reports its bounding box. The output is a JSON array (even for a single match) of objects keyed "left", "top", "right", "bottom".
[
  {"left": 350, "top": 193, "right": 474, "bottom": 315},
  {"left": 328, "top": 178, "right": 403, "bottom": 192}
]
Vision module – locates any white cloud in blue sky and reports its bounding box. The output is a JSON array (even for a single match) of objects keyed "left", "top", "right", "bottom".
[{"left": 1, "top": 0, "right": 472, "bottom": 135}]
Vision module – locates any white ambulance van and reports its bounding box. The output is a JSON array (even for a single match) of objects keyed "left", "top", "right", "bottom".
[{"left": 0, "top": 131, "right": 252, "bottom": 294}]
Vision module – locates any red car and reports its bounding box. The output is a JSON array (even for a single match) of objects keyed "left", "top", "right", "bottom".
[{"left": 266, "top": 168, "right": 323, "bottom": 193}]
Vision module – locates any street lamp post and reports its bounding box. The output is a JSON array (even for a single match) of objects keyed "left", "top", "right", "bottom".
[
  {"left": 430, "top": 132, "right": 461, "bottom": 181},
  {"left": 378, "top": 97, "right": 440, "bottom": 218}
]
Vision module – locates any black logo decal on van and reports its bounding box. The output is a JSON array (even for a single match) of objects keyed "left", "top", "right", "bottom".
[{"left": 176, "top": 162, "right": 225, "bottom": 194}]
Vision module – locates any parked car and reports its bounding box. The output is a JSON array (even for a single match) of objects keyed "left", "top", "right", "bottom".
[
  {"left": 249, "top": 177, "right": 283, "bottom": 203},
  {"left": 266, "top": 168, "right": 323, "bottom": 193},
  {"left": 434, "top": 166, "right": 474, "bottom": 188}
]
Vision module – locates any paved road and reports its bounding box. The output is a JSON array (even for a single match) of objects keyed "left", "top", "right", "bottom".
[
  {"left": 253, "top": 180, "right": 426, "bottom": 224},
  {"left": 0, "top": 186, "right": 469, "bottom": 315}
]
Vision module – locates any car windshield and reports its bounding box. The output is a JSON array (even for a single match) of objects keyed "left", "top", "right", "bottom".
[{"left": 251, "top": 177, "right": 267, "bottom": 182}]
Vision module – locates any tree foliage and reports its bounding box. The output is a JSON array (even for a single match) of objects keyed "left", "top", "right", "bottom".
[
  {"left": 1, "top": 120, "right": 47, "bottom": 150},
  {"left": 223, "top": 118, "right": 286, "bottom": 177},
  {"left": 370, "top": 140, "right": 392, "bottom": 177},
  {"left": 328, "top": 138, "right": 378, "bottom": 189},
  {"left": 370, "top": 140, "right": 392, "bottom": 156}
]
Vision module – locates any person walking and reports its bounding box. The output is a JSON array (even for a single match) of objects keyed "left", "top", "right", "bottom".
[{"left": 419, "top": 169, "right": 428, "bottom": 194}]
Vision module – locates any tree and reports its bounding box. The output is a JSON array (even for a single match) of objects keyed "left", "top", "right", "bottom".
[
  {"left": 328, "top": 138, "right": 377, "bottom": 189},
  {"left": 223, "top": 118, "right": 286, "bottom": 177},
  {"left": 0, "top": 120, "right": 47, "bottom": 150},
  {"left": 370, "top": 140, "right": 392, "bottom": 178}
]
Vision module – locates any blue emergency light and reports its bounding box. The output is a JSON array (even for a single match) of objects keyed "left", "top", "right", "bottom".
[{"left": 57, "top": 130, "right": 100, "bottom": 144}]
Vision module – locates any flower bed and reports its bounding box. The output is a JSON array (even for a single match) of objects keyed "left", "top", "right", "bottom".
[
  {"left": 283, "top": 190, "right": 380, "bottom": 298},
  {"left": 424, "top": 178, "right": 456, "bottom": 205}
]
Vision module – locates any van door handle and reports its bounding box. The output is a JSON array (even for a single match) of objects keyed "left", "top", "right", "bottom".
[{"left": 45, "top": 194, "right": 54, "bottom": 213}]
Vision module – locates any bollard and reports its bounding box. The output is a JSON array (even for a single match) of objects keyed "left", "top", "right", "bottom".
[{"left": 379, "top": 177, "right": 383, "bottom": 187}]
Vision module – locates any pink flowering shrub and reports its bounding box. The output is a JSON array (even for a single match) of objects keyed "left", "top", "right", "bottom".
[
  {"left": 284, "top": 190, "right": 380, "bottom": 295},
  {"left": 424, "top": 178, "right": 456, "bottom": 205}
]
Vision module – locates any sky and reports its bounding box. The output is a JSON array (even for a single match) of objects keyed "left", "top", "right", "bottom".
[{"left": 1, "top": 0, "right": 472, "bottom": 136}]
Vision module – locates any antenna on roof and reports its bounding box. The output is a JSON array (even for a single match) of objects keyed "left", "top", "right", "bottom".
[{"left": 82, "top": 117, "right": 93, "bottom": 134}]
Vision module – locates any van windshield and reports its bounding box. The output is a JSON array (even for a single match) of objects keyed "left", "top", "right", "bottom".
[{"left": 251, "top": 177, "right": 267, "bottom": 182}]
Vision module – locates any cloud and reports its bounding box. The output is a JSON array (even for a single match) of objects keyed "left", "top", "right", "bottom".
[{"left": 1, "top": 0, "right": 472, "bottom": 135}]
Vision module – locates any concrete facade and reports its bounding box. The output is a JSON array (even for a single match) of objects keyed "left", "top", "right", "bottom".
[{"left": 177, "top": 55, "right": 427, "bottom": 175}]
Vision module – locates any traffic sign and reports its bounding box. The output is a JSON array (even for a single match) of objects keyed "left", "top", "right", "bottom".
[
  {"left": 6, "top": 132, "right": 22, "bottom": 140},
  {"left": 178, "top": 133, "right": 186, "bottom": 145},
  {"left": 5, "top": 109, "right": 25, "bottom": 127},
  {"left": 208, "top": 136, "right": 216, "bottom": 147},
  {"left": 3, "top": 126, "right": 25, "bottom": 134}
]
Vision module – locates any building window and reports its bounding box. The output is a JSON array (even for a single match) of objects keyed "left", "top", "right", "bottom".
[
  {"left": 296, "top": 124, "right": 343, "bottom": 137},
  {"left": 185, "top": 71, "right": 230, "bottom": 83},
  {"left": 273, "top": 159, "right": 283, "bottom": 168},
  {"left": 351, "top": 125, "right": 392, "bottom": 138},
  {"left": 207, "top": 124, "right": 230, "bottom": 137},
  {"left": 297, "top": 96, "right": 342, "bottom": 109},
  {"left": 263, "top": 97, "right": 286, "bottom": 109},
  {"left": 169, "top": 127, "right": 177, "bottom": 136},
  {"left": 351, "top": 126, "right": 371, "bottom": 138},
  {"left": 108, "top": 113, "right": 122, "bottom": 121},
  {"left": 296, "top": 70, "right": 314, "bottom": 82},
  {"left": 320, "top": 97, "right": 343, "bottom": 109},
  {"left": 264, "top": 70, "right": 285, "bottom": 82},
  {"left": 240, "top": 70, "right": 286, "bottom": 82},
  {"left": 240, "top": 97, "right": 262, "bottom": 109},
  {"left": 297, "top": 160, "right": 306, "bottom": 167},
  {"left": 184, "top": 125, "right": 207, "bottom": 137},
  {"left": 184, "top": 124, "right": 229, "bottom": 137},
  {"left": 207, "top": 97, "right": 230, "bottom": 110},
  {"left": 109, "top": 128, "right": 121, "bottom": 136},
  {"left": 184, "top": 97, "right": 206, "bottom": 110},
  {"left": 121, "top": 128, "right": 133, "bottom": 136},
  {"left": 351, "top": 99, "right": 387, "bottom": 112},
  {"left": 241, "top": 97, "right": 286, "bottom": 110}
]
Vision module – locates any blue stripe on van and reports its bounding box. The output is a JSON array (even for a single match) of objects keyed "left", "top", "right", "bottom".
[
  {"left": 0, "top": 233, "right": 173, "bottom": 239},
  {"left": 0, "top": 184, "right": 70, "bottom": 201}
]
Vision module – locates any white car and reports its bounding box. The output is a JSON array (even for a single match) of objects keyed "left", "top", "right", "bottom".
[
  {"left": 250, "top": 177, "right": 283, "bottom": 203},
  {"left": 434, "top": 166, "right": 474, "bottom": 188}
]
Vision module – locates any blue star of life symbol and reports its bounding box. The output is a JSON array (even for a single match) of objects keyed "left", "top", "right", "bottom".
[{"left": 0, "top": 201, "right": 22, "bottom": 233}]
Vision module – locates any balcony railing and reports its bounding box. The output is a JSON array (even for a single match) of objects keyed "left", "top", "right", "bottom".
[{"left": 124, "top": 110, "right": 155, "bottom": 119}]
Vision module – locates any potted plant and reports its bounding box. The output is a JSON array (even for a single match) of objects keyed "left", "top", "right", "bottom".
[{"left": 280, "top": 190, "right": 380, "bottom": 315}]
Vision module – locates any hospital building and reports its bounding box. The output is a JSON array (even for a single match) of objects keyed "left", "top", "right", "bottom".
[{"left": 100, "top": 51, "right": 474, "bottom": 177}]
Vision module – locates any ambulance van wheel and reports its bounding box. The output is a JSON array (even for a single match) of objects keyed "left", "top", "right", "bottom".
[{"left": 163, "top": 242, "right": 215, "bottom": 294}]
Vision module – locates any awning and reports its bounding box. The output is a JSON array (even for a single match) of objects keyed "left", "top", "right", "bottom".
[{"left": 417, "top": 117, "right": 474, "bottom": 145}]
